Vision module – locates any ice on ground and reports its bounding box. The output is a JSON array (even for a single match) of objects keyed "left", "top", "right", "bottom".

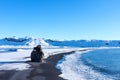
[
  {"left": 0, "top": 46, "right": 79, "bottom": 71},
  {"left": 0, "top": 63, "right": 30, "bottom": 70}
]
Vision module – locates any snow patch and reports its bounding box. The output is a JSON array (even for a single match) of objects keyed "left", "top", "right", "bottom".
[
  {"left": 0, "top": 63, "right": 30, "bottom": 70},
  {"left": 0, "top": 46, "right": 77, "bottom": 71}
]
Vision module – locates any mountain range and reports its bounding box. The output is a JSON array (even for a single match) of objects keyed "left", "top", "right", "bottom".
[{"left": 0, "top": 37, "right": 120, "bottom": 47}]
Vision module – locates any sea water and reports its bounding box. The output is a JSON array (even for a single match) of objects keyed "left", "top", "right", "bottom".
[{"left": 56, "top": 48, "right": 120, "bottom": 80}]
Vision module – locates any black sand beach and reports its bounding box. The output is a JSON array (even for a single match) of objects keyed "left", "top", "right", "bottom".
[{"left": 0, "top": 51, "right": 75, "bottom": 80}]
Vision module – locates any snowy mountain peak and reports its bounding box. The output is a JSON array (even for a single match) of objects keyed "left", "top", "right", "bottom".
[
  {"left": 0, "top": 37, "right": 49, "bottom": 46},
  {"left": 25, "top": 38, "right": 49, "bottom": 46}
]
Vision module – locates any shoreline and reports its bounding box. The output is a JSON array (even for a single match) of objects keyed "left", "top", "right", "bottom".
[
  {"left": 27, "top": 51, "right": 76, "bottom": 80},
  {"left": 0, "top": 51, "right": 76, "bottom": 80}
]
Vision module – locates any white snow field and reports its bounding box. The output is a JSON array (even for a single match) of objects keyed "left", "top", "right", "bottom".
[
  {"left": 0, "top": 46, "right": 79, "bottom": 70},
  {"left": 0, "top": 37, "right": 82, "bottom": 71}
]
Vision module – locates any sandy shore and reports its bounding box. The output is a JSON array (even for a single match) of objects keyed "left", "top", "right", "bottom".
[{"left": 0, "top": 51, "right": 75, "bottom": 80}]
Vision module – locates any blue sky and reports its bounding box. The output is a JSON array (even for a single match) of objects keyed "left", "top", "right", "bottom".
[{"left": 0, "top": 0, "right": 120, "bottom": 40}]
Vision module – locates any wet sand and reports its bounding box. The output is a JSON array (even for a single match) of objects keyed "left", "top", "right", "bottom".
[{"left": 0, "top": 51, "right": 75, "bottom": 80}]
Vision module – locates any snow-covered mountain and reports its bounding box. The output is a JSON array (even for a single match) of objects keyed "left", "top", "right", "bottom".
[
  {"left": 45, "top": 39, "right": 120, "bottom": 47},
  {"left": 0, "top": 37, "right": 49, "bottom": 46},
  {"left": 0, "top": 37, "right": 120, "bottom": 47}
]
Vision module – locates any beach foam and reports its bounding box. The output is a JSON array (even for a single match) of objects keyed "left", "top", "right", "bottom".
[{"left": 56, "top": 51, "right": 114, "bottom": 80}]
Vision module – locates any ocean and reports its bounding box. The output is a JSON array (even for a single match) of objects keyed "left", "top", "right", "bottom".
[{"left": 57, "top": 48, "right": 120, "bottom": 80}]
